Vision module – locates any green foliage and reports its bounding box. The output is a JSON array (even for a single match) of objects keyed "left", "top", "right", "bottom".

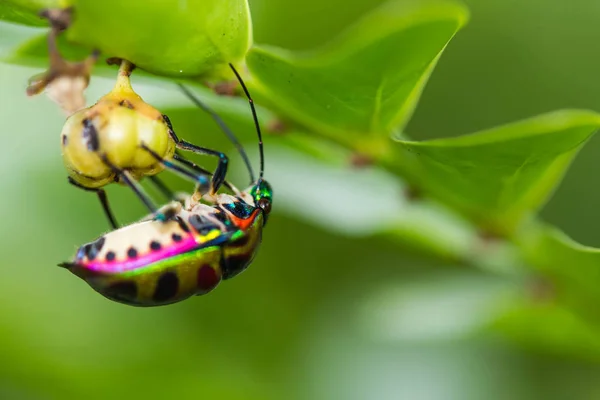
[
  {"left": 1, "top": 0, "right": 252, "bottom": 77},
  {"left": 246, "top": 0, "right": 468, "bottom": 143},
  {"left": 394, "top": 111, "right": 600, "bottom": 234},
  {"left": 0, "top": 0, "right": 59, "bottom": 26},
  {"left": 518, "top": 224, "right": 600, "bottom": 324},
  {"left": 2, "top": 0, "right": 600, "bottom": 398}
]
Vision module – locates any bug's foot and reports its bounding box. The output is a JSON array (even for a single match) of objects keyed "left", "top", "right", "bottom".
[
  {"left": 154, "top": 211, "right": 178, "bottom": 223},
  {"left": 189, "top": 180, "right": 213, "bottom": 205},
  {"left": 201, "top": 192, "right": 219, "bottom": 205},
  {"left": 151, "top": 202, "right": 183, "bottom": 224},
  {"left": 26, "top": 8, "right": 99, "bottom": 115}
]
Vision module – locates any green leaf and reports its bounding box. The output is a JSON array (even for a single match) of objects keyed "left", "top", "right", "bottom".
[
  {"left": 1, "top": 25, "right": 90, "bottom": 67},
  {"left": 246, "top": 0, "right": 468, "bottom": 143},
  {"left": 261, "top": 143, "right": 480, "bottom": 261},
  {"left": 0, "top": 21, "right": 46, "bottom": 62},
  {"left": 0, "top": 0, "right": 59, "bottom": 26},
  {"left": 517, "top": 223, "right": 600, "bottom": 323},
  {"left": 1, "top": 0, "right": 252, "bottom": 78},
  {"left": 66, "top": 0, "right": 252, "bottom": 78},
  {"left": 393, "top": 110, "right": 600, "bottom": 235},
  {"left": 494, "top": 301, "right": 600, "bottom": 362}
]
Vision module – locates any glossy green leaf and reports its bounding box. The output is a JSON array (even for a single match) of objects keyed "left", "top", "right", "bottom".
[
  {"left": 246, "top": 0, "right": 468, "bottom": 143},
  {"left": 393, "top": 110, "right": 600, "bottom": 235},
  {"left": 1, "top": 0, "right": 252, "bottom": 78},
  {"left": 66, "top": 0, "right": 251, "bottom": 78}
]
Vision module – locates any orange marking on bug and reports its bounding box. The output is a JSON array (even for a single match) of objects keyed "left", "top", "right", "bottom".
[{"left": 228, "top": 209, "right": 261, "bottom": 231}]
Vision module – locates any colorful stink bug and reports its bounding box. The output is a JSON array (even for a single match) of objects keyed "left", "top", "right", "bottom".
[{"left": 59, "top": 64, "right": 273, "bottom": 307}]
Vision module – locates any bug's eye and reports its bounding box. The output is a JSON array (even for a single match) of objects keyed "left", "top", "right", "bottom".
[
  {"left": 257, "top": 198, "right": 272, "bottom": 215},
  {"left": 223, "top": 201, "right": 254, "bottom": 219}
]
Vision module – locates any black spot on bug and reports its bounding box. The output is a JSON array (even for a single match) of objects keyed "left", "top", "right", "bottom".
[
  {"left": 172, "top": 233, "right": 182, "bottom": 243},
  {"left": 83, "top": 236, "right": 105, "bottom": 261},
  {"left": 176, "top": 217, "right": 190, "bottom": 233},
  {"left": 160, "top": 206, "right": 178, "bottom": 222},
  {"left": 105, "top": 251, "right": 116, "bottom": 261},
  {"left": 82, "top": 119, "right": 99, "bottom": 151},
  {"left": 229, "top": 234, "right": 250, "bottom": 249},
  {"left": 105, "top": 281, "right": 138, "bottom": 302},
  {"left": 219, "top": 252, "right": 228, "bottom": 274},
  {"left": 92, "top": 236, "right": 106, "bottom": 252},
  {"left": 62, "top": 134, "right": 68, "bottom": 146},
  {"left": 153, "top": 272, "right": 179, "bottom": 302},
  {"left": 119, "top": 99, "right": 134, "bottom": 109},
  {"left": 150, "top": 241, "right": 161, "bottom": 251},
  {"left": 81, "top": 244, "right": 93, "bottom": 260},
  {"left": 222, "top": 253, "right": 253, "bottom": 280},
  {"left": 127, "top": 247, "right": 138, "bottom": 258}
]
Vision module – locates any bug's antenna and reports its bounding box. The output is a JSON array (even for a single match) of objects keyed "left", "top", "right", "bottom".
[
  {"left": 229, "top": 63, "right": 264, "bottom": 181},
  {"left": 177, "top": 83, "right": 256, "bottom": 184}
]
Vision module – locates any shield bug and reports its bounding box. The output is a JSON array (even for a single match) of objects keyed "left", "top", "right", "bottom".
[{"left": 59, "top": 64, "right": 273, "bottom": 307}]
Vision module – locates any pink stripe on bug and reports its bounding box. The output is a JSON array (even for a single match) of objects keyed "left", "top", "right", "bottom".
[{"left": 84, "top": 235, "right": 199, "bottom": 273}]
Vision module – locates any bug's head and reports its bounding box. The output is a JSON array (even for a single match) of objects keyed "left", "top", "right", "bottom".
[{"left": 251, "top": 179, "right": 273, "bottom": 218}]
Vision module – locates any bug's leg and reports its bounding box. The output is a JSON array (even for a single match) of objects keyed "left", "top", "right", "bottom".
[
  {"left": 67, "top": 177, "right": 118, "bottom": 229},
  {"left": 175, "top": 140, "right": 228, "bottom": 196},
  {"left": 176, "top": 84, "right": 255, "bottom": 182},
  {"left": 162, "top": 114, "right": 229, "bottom": 196},
  {"left": 173, "top": 153, "right": 240, "bottom": 195},
  {"left": 140, "top": 144, "right": 211, "bottom": 194},
  {"left": 138, "top": 200, "right": 182, "bottom": 223},
  {"left": 99, "top": 155, "right": 168, "bottom": 221}
]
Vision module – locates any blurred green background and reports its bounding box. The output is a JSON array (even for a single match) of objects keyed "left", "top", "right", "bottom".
[{"left": 2, "top": 0, "right": 600, "bottom": 399}]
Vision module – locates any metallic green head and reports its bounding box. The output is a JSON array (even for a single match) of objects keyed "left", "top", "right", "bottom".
[{"left": 251, "top": 179, "right": 273, "bottom": 222}]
